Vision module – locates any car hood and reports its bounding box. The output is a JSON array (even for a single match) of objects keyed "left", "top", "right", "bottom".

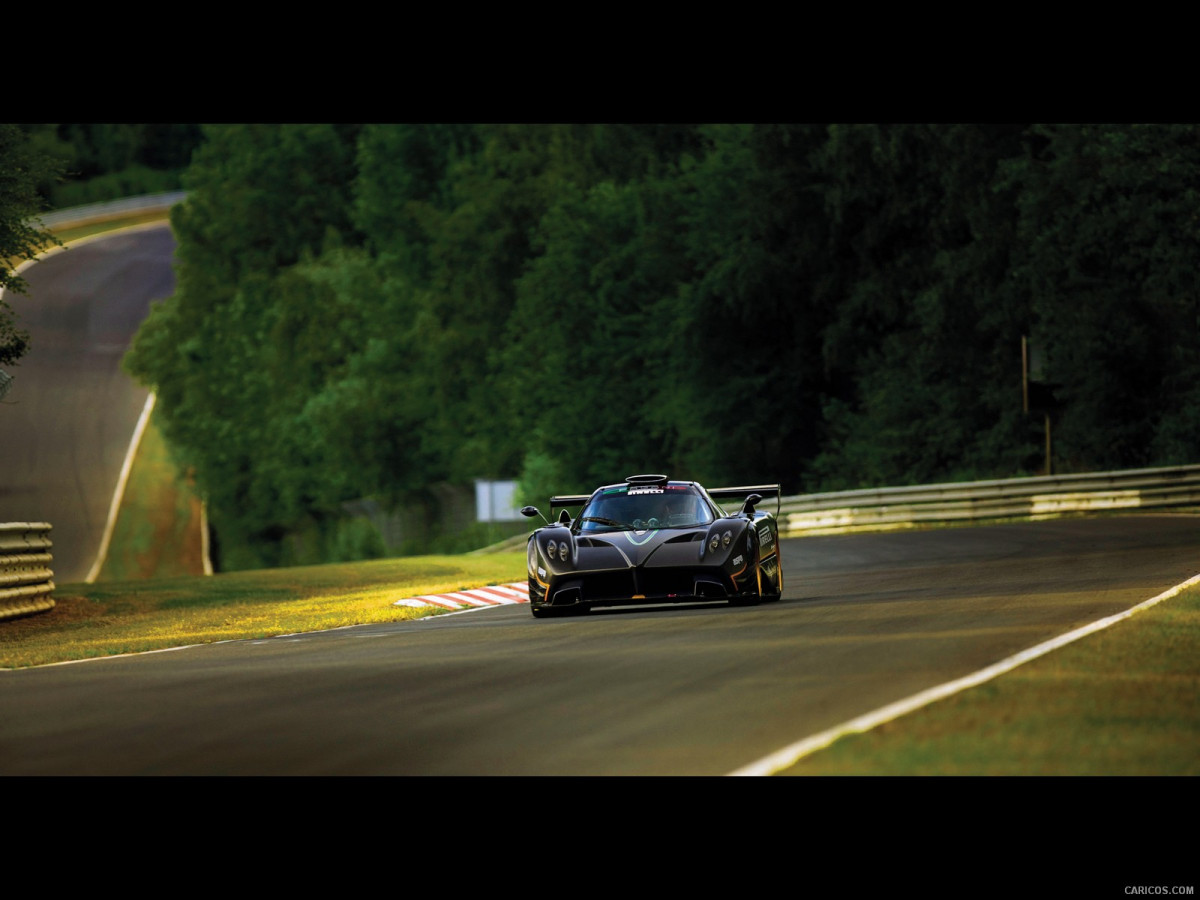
[{"left": 574, "top": 527, "right": 710, "bottom": 569}]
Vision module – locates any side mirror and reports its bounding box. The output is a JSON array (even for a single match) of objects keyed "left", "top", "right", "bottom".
[
  {"left": 521, "top": 506, "right": 549, "bottom": 525},
  {"left": 740, "top": 493, "right": 763, "bottom": 516}
]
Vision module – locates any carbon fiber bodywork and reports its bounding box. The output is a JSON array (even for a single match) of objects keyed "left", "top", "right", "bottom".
[{"left": 523, "top": 476, "right": 782, "bottom": 617}]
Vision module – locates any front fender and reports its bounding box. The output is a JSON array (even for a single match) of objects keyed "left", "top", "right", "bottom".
[{"left": 699, "top": 518, "right": 752, "bottom": 565}]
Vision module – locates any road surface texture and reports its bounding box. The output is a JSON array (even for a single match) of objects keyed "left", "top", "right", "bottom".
[{"left": 2, "top": 515, "right": 1197, "bottom": 775}]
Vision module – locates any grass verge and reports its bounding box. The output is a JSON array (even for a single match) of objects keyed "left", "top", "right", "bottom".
[
  {"left": 777, "top": 580, "right": 1200, "bottom": 775},
  {"left": 97, "top": 409, "right": 205, "bottom": 581},
  {"left": 1, "top": 552, "right": 526, "bottom": 669}
]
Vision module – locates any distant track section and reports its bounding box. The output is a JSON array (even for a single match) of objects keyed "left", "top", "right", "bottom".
[{"left": 0, "top": 224, "right": 176, "bottom": 582}]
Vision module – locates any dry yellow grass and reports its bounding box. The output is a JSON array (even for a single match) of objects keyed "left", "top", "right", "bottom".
[{"left": 1, "top": 552, "right": 527, "bottom": 668}]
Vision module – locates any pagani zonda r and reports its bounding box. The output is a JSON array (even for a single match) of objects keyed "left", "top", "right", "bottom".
[{"left": 521, "top": 474, "right": 783, "bottom": 617}]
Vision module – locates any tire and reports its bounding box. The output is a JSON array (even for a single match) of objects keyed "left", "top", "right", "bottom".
[
  {"left": 761, "top": 552, "right": 783, "bottom": 602},
  {"left": 729, "top": 531, "right": 763, "bottom": 607}
]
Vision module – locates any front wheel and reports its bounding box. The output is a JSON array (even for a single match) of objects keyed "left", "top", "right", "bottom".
[{"left": 760, "top": 552, "right": 783, "bottom": 602}]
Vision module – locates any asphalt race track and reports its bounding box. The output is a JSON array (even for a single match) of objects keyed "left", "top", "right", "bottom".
[
  {"left": 0, "top": 225, "right": 175, "bottom": 582},
  {"left": 1, "top": 515, "right": 1197, "bottom": 775}
]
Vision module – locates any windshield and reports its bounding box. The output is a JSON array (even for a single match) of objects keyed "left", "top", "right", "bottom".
[{"left": 576, "top": 485, "right": 714, "bottom": 533}]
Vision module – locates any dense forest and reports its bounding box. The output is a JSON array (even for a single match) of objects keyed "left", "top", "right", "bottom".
[
  {"left": 109, "top": 124, "right": 1200, "bottom": 569},
  {"left": 21, "top": 124, "right": 201, "bottom": 207}
]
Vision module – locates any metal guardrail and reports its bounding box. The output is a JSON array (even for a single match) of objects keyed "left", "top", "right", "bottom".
[
  {"left": 34, "top": 192, "right": 185, "bottom": 229},
  {"left": 778, "top": 464, "right": 1200, "bottom": 535},
  {"left": 0, "top": 523, "right": 55, "bottom": 621}
]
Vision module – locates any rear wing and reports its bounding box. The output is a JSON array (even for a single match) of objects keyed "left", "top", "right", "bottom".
[
  {"left": 706, "top": 483, "right": 781, "bottom": 517},
  {"left": 550, "top": 482, "right": 782, "bottom": 515},
  {"left": 549, "top": 493, "right": 593, "bottom": 509}
]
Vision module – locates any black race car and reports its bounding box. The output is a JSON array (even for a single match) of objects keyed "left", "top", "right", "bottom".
[{"left": 521, "top": 474, "right": 783, "bottom": 617}]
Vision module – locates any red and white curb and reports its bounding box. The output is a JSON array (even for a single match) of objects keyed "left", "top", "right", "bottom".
[{"left": 393, "top": 582, "right": 529, "bottom": 610}]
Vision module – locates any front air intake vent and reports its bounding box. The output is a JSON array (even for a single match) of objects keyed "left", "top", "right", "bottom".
[
  {"left": 693, "top": 577, "right": 728, "bottom": 598},
  {"left": 665, "top": 532, "right": 705, "bottom": 544},
  {"left": 577, "top": 537, "right": 615, "bottom": 548}
]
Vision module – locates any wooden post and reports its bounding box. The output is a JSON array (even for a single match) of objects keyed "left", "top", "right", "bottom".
[
  {"left": 1022, "top": 336, "right": 1029, "bottom": 414},
  {"left": 1045, "top": 411, "right": 1052, "bottom": 476}
]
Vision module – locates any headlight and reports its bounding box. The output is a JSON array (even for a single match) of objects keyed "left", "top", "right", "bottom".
[
  {"left": 546, "top": 540, "right": 557, "bottom": 559},
  {"left": 709, "top": 534, "right": 720, "bottom": 552},
  {"left": 528, "top": 540, "right": 537, "bottom": 573},
  {"left": 722, "top": 530, "right": 732, "bottom": 548},
  {"left": 558, "top": 541, "right": 568, "bottom": 561}
]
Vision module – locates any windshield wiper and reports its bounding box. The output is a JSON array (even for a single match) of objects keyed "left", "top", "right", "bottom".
[{"left": 579, "top": 516, "right": 628, "bottom": 529}]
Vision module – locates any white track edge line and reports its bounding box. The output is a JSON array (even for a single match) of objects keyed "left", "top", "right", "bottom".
[
  {"left": 727, "top": 571, "right": 1200, "bottom": 776},
  {"left": 85, "top": 392, "right": 156, "bottom": 583}
]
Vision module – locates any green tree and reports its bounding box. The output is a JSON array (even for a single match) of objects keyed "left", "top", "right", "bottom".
[
  {"left": 38, "top": 124, "right": 203, "bottom": 207},
  {"left": 512, "top": 125, "right": 831, "bottom": 496},
  {"left": 314, "top": 124, "right": 693, "bottom": 508},
  {"left": 126, "top": 124, "right": 362, "bottom": 568},
  {"left": 0, "top": 124, "right": 62, "bottom": 366},
  {"left": 509, "top": 177, "right": 686, "bottom": 497},
  {"left": 664, "top": 124, "right": 831, "bottom": 489},
  {"left": 807, "top": 124, "right": 1034, "bottom": 488},
  {"left": 496, "top": 126, "right": 730, "bottom": 498},
  {"left": 1005, "top": 124, "right": 1200, "bottom": 470}
]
